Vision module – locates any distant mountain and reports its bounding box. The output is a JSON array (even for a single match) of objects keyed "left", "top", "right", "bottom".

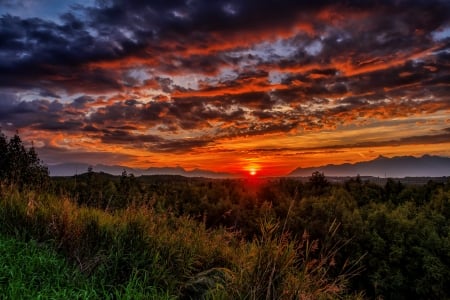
[
  {"left": 48, "top": 163, "right": 233, "bottom": 178},
  {"left": 143, "top": 166, "right": 233, "bottom": 178},
  {"left": 48, "top": 163, "right": 136, "bottom": 176},
  {"left": 289, "top": 155, "right": 450, "bottom": 178}
]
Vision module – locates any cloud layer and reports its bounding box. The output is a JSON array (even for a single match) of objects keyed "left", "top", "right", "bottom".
[{"left": 1, "top": 0, "right": 449, "bottom": 174}]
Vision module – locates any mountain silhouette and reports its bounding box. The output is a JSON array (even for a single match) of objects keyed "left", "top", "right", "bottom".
[
  {"left": 289, "top": 155, "right": 450, "bottom": 177},
  {"left": 48, "top": 163, "right": 233, "bottom": 178}
]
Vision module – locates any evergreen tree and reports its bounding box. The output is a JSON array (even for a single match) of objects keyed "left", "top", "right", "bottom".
[
  {"left": 308, "top": 171, "right": 330, "bottom": 196},
  {"left": 0, "top": 132, "right": 49, "bottom": 188}
]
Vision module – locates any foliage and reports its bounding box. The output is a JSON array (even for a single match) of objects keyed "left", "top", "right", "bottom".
[
  {"left": 0, "top": 185, "right": 362, "bottom": 299},
  {"left": 308, "top": 171, "right": 331, "bottom": 196},
  {"left": 48, "top": 171, "right": 450, "bottom": 299},
  {"left": 0, "top": 132, "right": 49, "bottom": 189}
]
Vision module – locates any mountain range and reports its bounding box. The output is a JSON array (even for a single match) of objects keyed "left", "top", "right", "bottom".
[
  {"left": 48, "top": 155, "right": 450, "bottom": 178},
  {"left": 47, "top": 163, "right": 234, "bottom": 178},
  {"left": 289, "top": 155, "right": 450, "bottom": 178}
]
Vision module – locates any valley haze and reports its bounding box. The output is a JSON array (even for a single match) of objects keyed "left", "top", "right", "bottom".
[{"left": 49, "top": 155, "right": 450, "bottom": 178}]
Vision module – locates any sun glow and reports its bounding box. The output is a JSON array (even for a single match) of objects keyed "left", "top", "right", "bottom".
[{"left": 244, "top": 163, "right": 261, "bottom": 177}]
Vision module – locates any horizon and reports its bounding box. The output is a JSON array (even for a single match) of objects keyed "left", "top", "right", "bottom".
[
  {"left": 1, "top": 0, "right": 450, "bottom": 177},
  {"left": 46, "top": 154, "right": 450, "bottom": 178}
]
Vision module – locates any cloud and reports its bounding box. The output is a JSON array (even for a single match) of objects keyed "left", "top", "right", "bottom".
[
  {"left": 1, "top": 0, "right": 450, "bottom": 168},
  {"left": 35, "top": 145, "right": 137, "bottom": 165},
  {"left": 238, "top": 128, "right": 450, "bottom": 156},
  {"left": 341, "top": 130, "right": 450, "bottom": 149},
  {"left": 70, "top": 95, "right": 95, "bottom": 109},
  {"left": 100, "top": 129, "right": 212, "bottom": 153},
  {"left": 1, "top": 0, "right": 447, "bottom": 93}
]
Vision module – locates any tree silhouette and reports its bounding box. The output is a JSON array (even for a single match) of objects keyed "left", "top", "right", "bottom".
[
  {"left": 308, "top": 171, "right": 330, "bottom": 196},
  {"left": 0, "top": 132, "right": 49, "bottom": 188}
]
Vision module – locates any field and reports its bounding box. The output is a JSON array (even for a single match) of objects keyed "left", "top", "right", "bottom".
[{"left": 1, "top": 173, "right": 450, "bottom": 299}]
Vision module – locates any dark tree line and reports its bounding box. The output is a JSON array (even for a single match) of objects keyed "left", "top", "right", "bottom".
[{"left": 52, "top": 168, "right": 144, "bottom": 210}]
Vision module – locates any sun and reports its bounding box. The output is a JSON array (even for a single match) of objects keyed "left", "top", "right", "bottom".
[{"left": 244, "top": 163, "right": 261, "bottom": 177}]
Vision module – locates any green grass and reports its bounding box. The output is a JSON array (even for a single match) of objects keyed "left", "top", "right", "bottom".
[
  {"left": 0, "top": 234, "right": 174, "bottom": 299},
  {"left": 0, "top": 234, "right": 95, "bottom": 299}
]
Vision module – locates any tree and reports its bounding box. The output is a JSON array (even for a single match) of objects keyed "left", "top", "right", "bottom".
[
  {"left": 385, "top": 178, "right": 404, "bottom": 204},
  {"left": 114, "top": 169, "right": 141, "bottom": 209},
  {"left": 308, "top": 171, "right": 330, "bottom": 196},
  {"left": 0, "top": 132, "right": 49, "bottom": 188},
  {"left": 0, "top": 131, "right": 8, "bottom": 180}
]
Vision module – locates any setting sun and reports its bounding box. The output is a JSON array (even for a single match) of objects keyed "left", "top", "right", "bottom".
[{"left": 244, "top": 163, "right": 261, "bottom": 177}]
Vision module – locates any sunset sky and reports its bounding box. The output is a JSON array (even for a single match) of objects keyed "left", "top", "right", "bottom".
[{"left": 1, "top": 0, "right": 449, "bottom": 176}]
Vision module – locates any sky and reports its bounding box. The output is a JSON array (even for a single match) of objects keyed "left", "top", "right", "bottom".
[{"left": 0, "top": 0, "right": 449, "bottom": 176}]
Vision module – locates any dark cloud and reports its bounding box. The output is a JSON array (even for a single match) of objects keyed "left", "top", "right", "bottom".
[
  {"left": 71, "top": 95, "right": 94, "bottom": 108},
  {"left": 0, "top": 92, "right": 18, "bottom": 119},
  {"left": 0, "top": 93, "right": 85, "bottom": 131},
  {"left": 124, "top": 99, "right": 140, "bottom": 106},
  {"left": 152, "top": 138, "right": 212, "bottom": 153},
  {"left": 82, "top": 125, "right": 101, "bottom": 132},
  {"left": 101, "top": 129, "right": 161, "bottom": 144},
  {"left": 35, "top": 144, "right": 136, "bottom": 165},
  {"left": 35, "top": 120, "right": 84, "bottom": 131},
  {"left": 1, "top": 0, "right": 448, "bottom": 94},
  {"left": 0, "top": 11, "right": 127, "bottom": 93},
  {"left": 226, "top": 121, "right": 299, "bottom": 138},
  {"left": 87, "top": 96, "right": 248, "bottom": 133},
  {"left": 100, "top": 129, "right": 212, "bottom": 152}
]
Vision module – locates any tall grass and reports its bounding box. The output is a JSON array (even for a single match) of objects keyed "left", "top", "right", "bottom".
[
  {"left": 0, "top": 185, "right": 236, "bottom": 298},
  {"left": 0, "top": 234, "right": 174, "bottom": 299},
  {"left": 0, "top": 184, "right": 362, "bottom": 299},
  {"left": 227, "top": 205, "right": 364, "bottom": 300}
]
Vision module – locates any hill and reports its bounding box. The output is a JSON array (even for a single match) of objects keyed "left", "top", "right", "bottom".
[
  {"left": 48, "top": 162, "right": 233, "bottom": 178},
  {"left": 289, "top": 155, "right": 450, "bottom": 177}
]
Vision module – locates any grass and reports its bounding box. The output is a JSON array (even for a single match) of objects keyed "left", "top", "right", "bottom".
[
  {"left": 0, "top": 234, "right": 173, "bottom": 299},
  {"left": 0, "top": 185, "right": 362, "bottom": 299},
  {"left": 0, "top": 233, "right": 91, "bottom": 299}
]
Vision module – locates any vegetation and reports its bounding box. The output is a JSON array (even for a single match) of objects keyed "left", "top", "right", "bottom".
[
  {"left": 1, "top": 133, "right": 450, "bottom": 299},
  {"left": 0, "top": 132, "right": 49, "bottom": 189},
  {"left": 0, "top": 234, "right": 172, "bottom": 299}
]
